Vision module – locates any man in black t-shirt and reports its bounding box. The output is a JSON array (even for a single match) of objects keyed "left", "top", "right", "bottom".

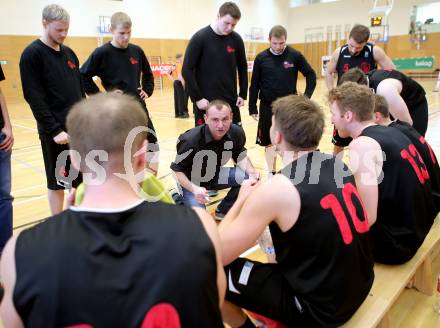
[
  {"left": 80, "top": 12, "right": 159, "bottom": 175},
  {"left": 329, "top": 82, "right": 436, "bottom": 264},
  {"left": 0, "top": 93, "right": 226, "bottom": 327},
  {"left": 249, "top": 25, "right": 316, "bottom": 174},
  {"left": 182, "top": 2, "right": 248, "bottom": 127},
  {"left": 219, "top": 95, "right": 374, "bottom": 328},
  {"left": 325, "top": 24, "right": 395, "bottom": 154},
  {"left": 0, "top": 64, "right": 14, "bottom": 254},
  {"left": 19, "top": 4, "right": 83, "bottom": 215},
  {"left": 171, "top": 99, "right": 259, "bottom": 218}
]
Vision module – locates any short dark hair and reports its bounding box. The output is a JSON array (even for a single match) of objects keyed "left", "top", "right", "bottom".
[
  {"left": 338, "top": 68, "right": 368, "bottom": 86},
  {"left": 328, "top": 82, "right": 374, "bottom": 122},
  {"left": 272, "top": 95, "right": 324, "bottom": 149},
  {"left": 269, "top": 25, "right": 287, "bottom": 39},
  {"left": 374, "top": 94, "right": 390, "bottom": 118},
  {"left": 349, "top": 24, "right": 370, "bottom": 43},
  {"left": 219, "top": 2, "right": 241, "bottom": 19},
  {"left": 206, "top": 99, "right": 232, "bottom": 116}
]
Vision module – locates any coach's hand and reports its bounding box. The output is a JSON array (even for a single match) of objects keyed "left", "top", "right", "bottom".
[
  {"left": 193, "top": 185, "right": 210, "bottom": 204},
  {"left": 53, "top": 131, "right": 69, "bottom": 145},
  {"left": 251, "top": 114, "right": 258, "bottom": 121},
  {"left": 138, "top": 88, "right": 149, "bottom": 100},
  {"left": 236, "top": 97, "right": 245, "bottom": 107},
  {"left": 0, "top": 125, "right": 14, "bottom": 151},
  {"left": 196, "top": 98, "right": 209, "bottom": 110}
]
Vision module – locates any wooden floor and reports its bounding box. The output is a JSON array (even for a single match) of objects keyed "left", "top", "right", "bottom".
[{"left": 5, "top": 78, "right": 440, "bottom": 327}]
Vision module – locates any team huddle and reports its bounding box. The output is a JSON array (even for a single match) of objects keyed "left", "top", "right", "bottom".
[{"left": 0, "top": 2, "right": 438, "bottom": 328}]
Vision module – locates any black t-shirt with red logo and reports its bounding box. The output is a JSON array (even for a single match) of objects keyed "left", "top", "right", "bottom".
[
  {"left": 0, "top": 64, "right": 5, "bottom": 129},
  {"left": 360, "top": 124, "right": 437, "bottom": 264},
  {"left": 336, "top": 42, "right": 376, "bottom": 83},
  {"left": 248, "top": 46, "right": 316, "bottom": 114},
  {"left": 19, "top": 40, "right": 84, "bottom": 137},
  {"left": 80, "top": 42, "right": 154, "bottom": 99},
  {"left": 182, "top": 26, "right": 248, "bottom": 104}
]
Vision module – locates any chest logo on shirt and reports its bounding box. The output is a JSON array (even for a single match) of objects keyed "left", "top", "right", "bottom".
[
  {"left": 129, "top": 57, "right": 139, "bottom": 65},
  {"left": 67, "top": 60, "right": 77, "bottom": 70},
  {"left": 343, "top": 63, "right": 350, "bottom": 72},
  {"left": 283, "top": 61, "right": 294, "bottom": 69},
  {"left": 360, "top": 62, "right": 371, "bottom": 73},
  {"left": 226, "top": 45, "right": 235, "bottom": 53}
]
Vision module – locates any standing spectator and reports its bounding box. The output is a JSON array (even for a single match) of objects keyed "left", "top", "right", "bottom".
[
  {"left": 249, "top": 25, "right": 316, "bottom": 174},
  {"left": 19, "top": 4, "right": 83, "bottom": 215},
  {"left": 169, "top": 53, "right": 189, "bottom": 118},
  {"left": 183, "top": 2, "right": 248, "bottom": 126}
]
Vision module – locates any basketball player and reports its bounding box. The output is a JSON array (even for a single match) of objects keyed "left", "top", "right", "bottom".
[
  {"left": 325, "top": 24, "right": 395, "bottom": 154},
  {"left": 249, "top": 25, "right": 316, "bottom": 174},
  {"left": 340, "top": 67, "right": 429, "bottom": 136},
  {"left": 80, "top": 12, "right": 159, "bottom": 174},
  {"left": 182, "top": 2, "right": 248, "bottom": 126},
  {"left": 329, "top": 82, "right": 437, "bottom": 264},
  {"left": 19, "top": 4, "right": 83, "bottom": 215},
  {"left": 0, "top": 93, "right": 225, "bottom": 327},
  {"left": 373, "top": 94, "right": 440, "bottom": 210},
  {"left": 220, "top": 95, "right": 374, "bottom": 327}
]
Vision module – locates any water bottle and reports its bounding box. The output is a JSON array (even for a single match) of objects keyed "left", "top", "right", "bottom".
[
  {"left": 258, "top": 226, "right": 276, "bottom": 263},
  {"left": 434, "top": 274, "right": 440, "bottom": 314}
]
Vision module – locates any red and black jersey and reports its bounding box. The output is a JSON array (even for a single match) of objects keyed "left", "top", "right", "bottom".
[
  {"left": 360, "top": 125, "right": 437, "bottom": 264},
  {"left": 336, "top": 42, "right": 376, "bottom": 83},
  {"left": 271, "top": 151, "right": 374, "bottom": 326},
  {"left": 389, "top": 120, "right": 440, "bottom": 211},
  {"left": 14, "top": 201, "right": 223, "bottom": 328}
]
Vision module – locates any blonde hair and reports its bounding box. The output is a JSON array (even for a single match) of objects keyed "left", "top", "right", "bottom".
[
  {"left": 42, "top": 4, "right": 70, "bottom": 23},
  {"left": 111, "top": 12, "right": 132, "bottom": 28},
  {"left": 67, "top": 93, "right": 147, "bottom": 172}
]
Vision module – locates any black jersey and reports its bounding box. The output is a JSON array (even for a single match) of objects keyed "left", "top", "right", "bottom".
[
  {"left": 14, "top": 201, "right": 223, "bottom": 328},
  {"left": 270, "top": 151, "right": 374, "bottom": 326},
  {"left": 80, "top": 42, "right": 154, "bottom": 99},
  {"left": 336, "top": 42, "right": 376, "bottom": 82},
  {"left": 19, "top": 40, "right": 84, "bottom": 137},
  {"left": 360, "top": 125, "right": 436, "bottom": 264},
  {"left": 248, "top": 46, "right": 316, "bottom": 114},
  {"left": 389, "top": 120, "right": 440, "bottom": 211},
  {"left": 368, "top": 69, "right": 426, "bottom": 110}
]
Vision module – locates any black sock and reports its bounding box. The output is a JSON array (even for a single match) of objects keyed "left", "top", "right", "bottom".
[{"left": 239, "top": 316, "right": 256, "bottom": 328}]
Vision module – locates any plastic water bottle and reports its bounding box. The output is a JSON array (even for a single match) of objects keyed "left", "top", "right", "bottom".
[
  {"left": 258, "top": 226, "right": 276, "bottom": 263},
  {"left": 434, "top": 274, "right": 440, "bottom": 314}
]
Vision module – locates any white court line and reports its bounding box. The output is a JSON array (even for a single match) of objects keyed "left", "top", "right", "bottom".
[
  {"left": 12, "top": 123, "right": 38, "bottom": 131},
  {"left": 14, "top": 194, "right": 46, "bottom": 206},
  {"left": 239, "top": 245, "right": 260, "bottom": 258},
  {"left": 11, "top": 157, "right": 45, "bottom": 175},
  {"left": 12, "top": 183, "right": 46, "bottom": 194}
]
